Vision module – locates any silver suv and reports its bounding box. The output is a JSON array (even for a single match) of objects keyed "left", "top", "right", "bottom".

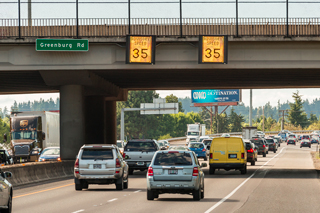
[
  {"left": 74, "top": 144, "right": 128, "bottom": 191},
  {"left": 0, "top": 169, "right": 13, "bottom": 213},
  {"left": 147, "top": 150, "right": 206, "bottom": 201}
]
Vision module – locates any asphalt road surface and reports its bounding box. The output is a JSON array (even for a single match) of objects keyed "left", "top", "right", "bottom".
[{"left": 12, "top": 143, "right": 320, "bottom": 213}]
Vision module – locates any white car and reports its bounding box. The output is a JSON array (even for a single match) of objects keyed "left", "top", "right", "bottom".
[
  {"left": 117, "top": 140, "right": 126, "bottom": 154},
  {"left": 198, "top": 136, "right": 210, "bottom": 143}
]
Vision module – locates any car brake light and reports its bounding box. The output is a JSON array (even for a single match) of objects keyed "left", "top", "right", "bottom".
[
  {"left": 210, "top": 153, "right": 213, "bottom": 159},
  {"left": 247, "top": 148, "right": 254, "bottom": 153},
  {"left": 148, "top": 167, "right": 153, "bottom": 176},
  {"left": 122, "top": 152, "right": 126, "bottom": 158},
  {"left": 274, "top": 143, "right": 276, "bottom": 146},
  {"left": 74, "top": 158, "right": 79, "bottom": 174},
  {"left": 241, "top": 153, "right": 244, "bottom": 159},
  {"left": 116, "top": 158, "right": 121, "bottom": 168},
  {"left": 193, "top": 167, "right": 199, "bottom": 176},
  {"left": 263, "top": 145, "right": 265, "bottom": 148},
  {"left": 202, "top": 148, "right": 206, "bottom": 152}
]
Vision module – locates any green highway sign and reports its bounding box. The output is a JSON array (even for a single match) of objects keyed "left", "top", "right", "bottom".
[{"left": 36, "top": 39, "right": 89, "bottom": 51}]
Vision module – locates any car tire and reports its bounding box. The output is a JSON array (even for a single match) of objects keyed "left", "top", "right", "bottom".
[
  {"left": 75, "top": 183, "right": 82, "bottom": 191},
  {"left": 129, "top": 168, "right": 134, "bottom": 175},
  {"left": 266, "top": 151, "right": 269, "bottom": 154},
  {"left": 201, "top": 184, "right": 204, "bottom": 199},
  {"left": 3, "top": 194, "right": 12, "bottom": 213},
  {"left": 240, "top": 165, "right": 247, "bottom": 175},
  {"left": 153, "top": 192, "right": 159, "bottom": 199},
  {"left": 204, "top": 156, "right": 207, "bottom": 161},
  {"left": 263, "top": 152, "right": 266, "bottom": 157},
  {"left": 209, "top": 166, "right": 215, "bottom": 174},
  {"left": 124, "top": 177, "right": 128, "bottom": 189},
  {"left": 147, "top": 190, "right": 154, "bottom": 200},
  {"left": 193, "top": 188, "right": 201, "bottom": 201},
  {"left": 251, "top": 160, "right": 255, "bottom": 166},
  {"left": 309, "top": 146, "right": 311, "bottom": 148},
  {"left": 274, "top": 149, "right": 276, "bottom": 153},
  {"left": 116, "top": 177, "right": 124, "bottom": 190}
]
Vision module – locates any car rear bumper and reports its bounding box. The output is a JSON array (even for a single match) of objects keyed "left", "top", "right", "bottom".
[
  {"left": 126, "top": 161, "right": 151, "bottom": 169},
  {"left": 75, "top": 173, "right": 121, "bottom": 180},
  {"left": 210, "top": 163, "right": 246, "bottom": 169},
  {"left": 147, "top": 177, "right": 200, "bottom": 191},
  {"left": 300, "top": 144, "right": 311, "bottom": 147}
]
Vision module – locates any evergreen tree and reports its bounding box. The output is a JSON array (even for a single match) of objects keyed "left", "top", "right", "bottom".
[
  {"left": 165, "top": 94, "right": 184, "bottom": 112},
  {"left": 228, "top": 108, "right": 245, "bottom": 132},
  {"left": 309, "top": 113, "right": 318, "bottom": 124},
  {"left": 288, "top": 91, "right": 309, "bottom": 128}
]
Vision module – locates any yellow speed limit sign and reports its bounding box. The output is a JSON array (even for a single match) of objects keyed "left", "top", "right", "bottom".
[
  {"left": 126, "top": 35, "right": 156, "bottom": 64},
  {"left": 199, "top": 36, "right": 228, "bottom": 64}
]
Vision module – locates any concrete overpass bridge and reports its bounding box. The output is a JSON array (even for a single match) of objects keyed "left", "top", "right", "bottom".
[{"left": 1, "top": 18, "right": 320, "bottom": 159}]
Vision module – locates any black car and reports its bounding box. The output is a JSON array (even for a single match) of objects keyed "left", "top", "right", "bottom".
[
  {"left": 245, "top": 141, "right": 258, "bottom": 165},
  {"left": 287, "top": 139, "right": 296, "bottom": 145},
  {"left": 300, "top": 140, "right": 311, "bottom": 148},
  {"left": 311, "top": 138, "right": 319, "bottom": 144},
  {"left": 265, "top": 138, "right": 277, "bottom": 153},
  {"left": 251, "top": 138, "right": 267, "bottom": 157},
  {"left": 0, "top": 150, "right": 13, "bottom": 165}
]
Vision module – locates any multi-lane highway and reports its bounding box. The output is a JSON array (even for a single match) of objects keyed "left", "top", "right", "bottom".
[{"left": 12, "top": 143, "right": 320, "bottom": 213}]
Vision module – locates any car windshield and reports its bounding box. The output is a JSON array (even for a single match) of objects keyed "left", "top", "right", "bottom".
[
  {"left": 125, "top": 142, "right": 158, "bottom": 152},
  {"left": 188, "top": 132, "right": 199, "bottom": 136},
  {"left": 189, "top": 143, "right": 204, "bottom": 148},
  {"left": 168, "top": 146, "right": 188, "bottom": 151},
  {"left": 154, "top": 152, "right": 192, "bottom": 166},
  {"left": 117, "top": 142, "right": 123, "bottom": 148},
  {"left": 302, "top": 136, "right": 309, "bottom": 139},
  {"left": 42, "top": 148, "right": 60, "bottom": 156},
  {"left": 81, "top": 149, "right": 113, "bottom": 160},
  {"left": 203, "top": 140, "right": 211, "bottom": 145},
  {"left": 266, "top": 139, "right": 274, "bottom": 143},
  {"left": 245, "top": 143, "right": 252, "bottom": 150},
  {"left": 251, "top": 140, "right": 263, "bottom": 145},
  {"left": 11, "top": 131, "right": 37, "bottom": 140},
  {"left": 158, "top": 142, "right": 164, "bottom": 146}
]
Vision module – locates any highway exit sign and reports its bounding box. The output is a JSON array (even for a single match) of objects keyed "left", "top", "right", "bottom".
[{"left": 36, "top": 39, "right": 89, "bottom": 51}]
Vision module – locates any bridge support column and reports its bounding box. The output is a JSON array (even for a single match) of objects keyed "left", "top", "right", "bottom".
[
  {"left": 60, "top": 85, "right": 85, "bottom": 160},
  {"left": 105, "top": 101, "right": 117, "bottom": 144},
  {"left": 85, "top": 96, "right": 106, "bottom": 144}
]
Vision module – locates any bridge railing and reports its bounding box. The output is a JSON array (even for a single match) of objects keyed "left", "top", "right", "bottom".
[{"left": 1, "top": 18, "right": 320, "bottom": 38}]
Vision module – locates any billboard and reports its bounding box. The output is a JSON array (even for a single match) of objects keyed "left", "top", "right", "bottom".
[{"left": 191, "top": 89, "right": 240, "bottom": 104}]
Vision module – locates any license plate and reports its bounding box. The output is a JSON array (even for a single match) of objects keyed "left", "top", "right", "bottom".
[
  {"left": 93, "top": 164, "right": 101, "bottom": 169},
  {"left": 137, "top": 162, "right": 144, "bottom": 166},
  {"left": 229, "top": 154, "right": 237, "bottom": 158},
  {"left": 168, "top": 169, "right": 178, "bottom": 175}
]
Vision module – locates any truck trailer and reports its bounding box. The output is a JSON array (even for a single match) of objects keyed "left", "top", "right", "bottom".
[{"left": 4, "top": 111, "right": 59, "bottom": 163}]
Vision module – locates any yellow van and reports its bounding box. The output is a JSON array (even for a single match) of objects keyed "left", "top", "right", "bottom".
[{"left": 209, "top": 136, "right": 247, "bottom": 175}]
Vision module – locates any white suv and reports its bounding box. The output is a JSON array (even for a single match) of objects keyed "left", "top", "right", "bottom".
[{"left": 74, "top": 144, "right": 129, "bottom": 191}]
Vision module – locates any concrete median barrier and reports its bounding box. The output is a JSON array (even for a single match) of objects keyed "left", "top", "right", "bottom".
[{"left": 0, "top": 160, "right": 74, "bottom": 187}]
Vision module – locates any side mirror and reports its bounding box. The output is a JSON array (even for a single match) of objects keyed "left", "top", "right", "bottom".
[
  {"left": 42, "top": 132, "right": 45, "bottom": 140},
  {"left": 201, "top": 163, "right": 207, "bottom": 168},
  {"left": 3, "top": 133, "right": 7, "bottom": 143},
  {"left": 4, "top": 172, "right": 12, "bottom": 178}
]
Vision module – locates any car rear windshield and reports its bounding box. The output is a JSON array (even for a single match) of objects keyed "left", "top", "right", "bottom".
[
  {"left": 125, "top": 142, "right": 158, "bottom": 152},
  {"left": 81, "top": 149, "right": 113, "bottom": 160},
  {"left": 266, "top": 139, "right": 274, "bottom": 143},
  {"left": 251, "top": 140, "right": 263, "bottom": 145},
  {"left": 117, "top": 142, "right": 123, "bottom": 148},
  {"left": 154, "top": 152, "right": 193, "bottom": 166},
  {"left": 203, "top": 140, "right": 211, "bottom": 145},
  {"left": 189, "top": 143, "right": 204, "bottom": 148},
  {"left": 245, "top": 143, "right": 252, "bottom": 150}
]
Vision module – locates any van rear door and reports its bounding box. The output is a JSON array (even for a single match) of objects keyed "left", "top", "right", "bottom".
[
  {"left": 227, "top": 138, "right": 242, "bottom": 163},
  {"left": 212, "top": 139, "right": 227, "bottom": 163}
]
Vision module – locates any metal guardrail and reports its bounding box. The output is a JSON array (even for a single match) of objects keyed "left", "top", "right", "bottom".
[{"left": 1, "top": 18, "right": 320, "bottom": 38}]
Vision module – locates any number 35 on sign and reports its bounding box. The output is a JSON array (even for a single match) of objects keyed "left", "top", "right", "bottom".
[
  {"left": 199, "top": 36, "right": 228, "bottom": 64},
  {"left": 126, "top": 35, "right": 156, "bottom": 64}
]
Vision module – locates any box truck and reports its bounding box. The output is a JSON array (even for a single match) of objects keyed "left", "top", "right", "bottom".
[
  {"left": 186, "top": 123, "right": 206, "bottom": 144},
  {"left": 4, "top": 111, "right": 59, "bottom": 163}
]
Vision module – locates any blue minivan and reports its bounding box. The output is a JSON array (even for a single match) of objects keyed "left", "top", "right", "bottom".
[{"left": 188, "top": 142, "right": 207, "bottom": 161}]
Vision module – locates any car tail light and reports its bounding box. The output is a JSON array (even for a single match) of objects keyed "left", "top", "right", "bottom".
[
  {"left": 202, "top": 148, "right": 206, "bottom": 152},
  {"left": 122, "top": 152, "right": 126, "bottom": 158},
  {"left": 274, "top": 143, "right": 276, "bottom": 146},
  {"left": 193, "top": 167, "right": 199, "bottom": 176},
  {"left": 148, "top": 167, "right": 153, "bottom": 176},
  {"left": 116, "top": 158, "right": 121, "bottom": 168},
  {"left": 241, "top": 153, "right": 244, "bottom": 159},
  {"left": 57, "top": 157, "right": 61, "bottom": 162},
  {"left": 263, "top": 145, "right": 265, "bottom": 148},
  {"left": 210, "top": 153, "right": 213, "bottom": 159},
  {"left": 247, "top": 148, "right": 254, "bottom": 153},
  {"left": 74, "top": 158, "right": 79, "bottom": 174}
]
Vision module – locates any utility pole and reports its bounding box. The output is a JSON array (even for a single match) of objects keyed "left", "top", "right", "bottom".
[
  {"left": 279, "top": 109, "right": 289, "bottom": 130},
  {"left": 210, "top": 106, "right": 213, "bottom": 134},
  {"left": 262, "top": 106, "right": 265, "bottom": 132},
  {"left": 28, "top": 0, "right": 32, "bottom": 26},
  {"left": 215, "top": 106, "right": 219, "bottom": 133},
  {"left": 249, "top": 89, "right": 252, "bottom": 126}
]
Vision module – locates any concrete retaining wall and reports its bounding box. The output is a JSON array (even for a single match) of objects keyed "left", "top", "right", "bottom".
[{"left": 0, "top": 161, "right": 74, "bottom": 187}]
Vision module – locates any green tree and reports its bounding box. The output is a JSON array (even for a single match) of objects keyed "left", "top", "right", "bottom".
[
  {"left": 212, "top": 113, "right": 229, "bottom": 133},
  {"left": 228, "top": 108, "right": 245, "bottom": 132},
  {"left": 288, "top": 91, "right": 309, "bottom": 128},
  {"left": 165, "top": 94, "right": 184, "bottom": 112},
  {"left": 309, "top": 113, "right": 318, "bottom": 124},
  {"left": 0, "top": 117, "right": 10, "bottom": 144}
]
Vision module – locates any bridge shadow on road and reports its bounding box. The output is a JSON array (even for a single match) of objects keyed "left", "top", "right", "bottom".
[{"left": 155, "top": 198, "right": 239, "bottom": 203}]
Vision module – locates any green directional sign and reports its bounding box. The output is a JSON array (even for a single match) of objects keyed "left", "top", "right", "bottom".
[{"left": 36, "top": 39, "right": 89, "bottom": 51}]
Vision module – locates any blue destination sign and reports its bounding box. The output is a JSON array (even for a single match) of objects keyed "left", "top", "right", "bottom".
[{"left": 192, "top": 89, "right": 240, "bottom": 103}]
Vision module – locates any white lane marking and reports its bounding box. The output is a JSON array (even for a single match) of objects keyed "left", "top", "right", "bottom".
[
  {"left": 204, "top": 147, "right": 285, "bottom": 213},
  {"left": 72, "top": 210, "right": 84, "bottom": 213},
  {"left": 134, "top": 190, "right": 141, "bottom": 193},
  {"left": 108, "top": 198, "right": 118, "bottom": 202}
]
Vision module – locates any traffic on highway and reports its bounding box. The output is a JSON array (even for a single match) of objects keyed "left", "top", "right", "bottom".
[{"left": 3, "top": 129, "right": 320, "bottom": 213}]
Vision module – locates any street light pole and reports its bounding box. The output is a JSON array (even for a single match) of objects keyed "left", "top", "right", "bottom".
[
  {"left": 249, "top": 89, "right": 252, "bottom": 126},
  {"left": 28, "top": 0, "right": 32, "bottom": 26}
]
